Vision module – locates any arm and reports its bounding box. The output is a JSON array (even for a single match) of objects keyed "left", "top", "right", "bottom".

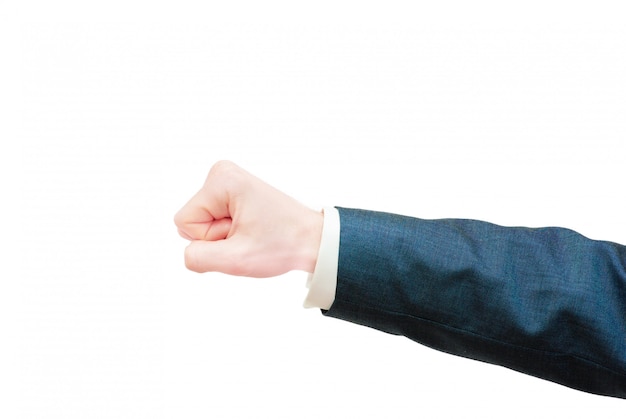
[
  {"left": 174, "top": 162, "right": 626, "bottom": 398},
  {"left": 323, "top": 207, "right": 626, "bottom": 398}
]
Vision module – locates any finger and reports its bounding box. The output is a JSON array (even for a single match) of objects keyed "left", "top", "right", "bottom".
[
  {"left": 174, "top": 189, "right": 230, "bottom": 240},
  {"left": 176, "top": 217, "right": 232, "bottom": 242},
  {"left": 177, "top": 228, "right": 194, "bottom": 240},
  {"left": 202, "top": 217, "right": 233, "bottom": 241},
  {"left": 184, "top": 239, "right": 247, "bottom": 276}
]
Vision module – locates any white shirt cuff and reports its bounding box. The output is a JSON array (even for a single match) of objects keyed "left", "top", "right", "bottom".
[{"left": 303, "top": 207, "right": 340, "bottom": 310}]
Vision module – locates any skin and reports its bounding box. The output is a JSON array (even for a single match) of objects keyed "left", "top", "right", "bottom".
[{"left": 174, "top": 161, "right": 324, "bottom": 277}]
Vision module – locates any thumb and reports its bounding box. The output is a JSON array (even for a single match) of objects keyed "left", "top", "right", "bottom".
[{"left": 184, "top": 239, "right": 245, "bottom": 275}]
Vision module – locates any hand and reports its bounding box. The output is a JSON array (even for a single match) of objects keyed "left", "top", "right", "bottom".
[{"left": 174, "top": 161, "right": 324, "bottom": 277}]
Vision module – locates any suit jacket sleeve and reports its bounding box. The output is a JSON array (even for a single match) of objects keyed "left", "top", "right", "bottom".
[{"left": 322, "top": 207, "right": 626, "bottom": 398}]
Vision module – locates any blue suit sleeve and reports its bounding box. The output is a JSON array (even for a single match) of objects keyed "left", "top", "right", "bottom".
[{"left": 323, "top": 207, "right": 626, "bottom": 398}]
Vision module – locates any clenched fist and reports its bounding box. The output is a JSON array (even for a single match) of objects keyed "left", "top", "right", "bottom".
[{"left": 174, "top": 161, "right": 323, "bottom": 277}]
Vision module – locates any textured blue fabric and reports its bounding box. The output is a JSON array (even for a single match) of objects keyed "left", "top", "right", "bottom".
[{"left": 323, "top": 207, "right": 626, "bottom": 398}]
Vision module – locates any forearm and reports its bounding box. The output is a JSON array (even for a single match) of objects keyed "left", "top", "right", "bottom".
[{"left": 323, "top": 207, "right": 626, "bottom": 398}]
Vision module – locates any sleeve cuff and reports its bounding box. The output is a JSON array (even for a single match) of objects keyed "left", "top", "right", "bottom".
[{"left": 303, "top": 207, "right": 340, "bottom": 310}]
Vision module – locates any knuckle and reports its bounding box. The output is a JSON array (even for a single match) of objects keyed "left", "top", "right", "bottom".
[
  {"left": 229, "top": 259, "right": 248, "bottom": 277},
  {"left": 184, "top": 245, "right": 204, "bottom": 273},
  {"left": 227, "top": 247, "right": 253, "bottom": 277},
  {"left": 204, "top": 160, "right": 248, "bottom": 201},
  {"left": 209, "top": 160, "right": 237, "bottom": 178},
  {"left": 173, "top": 210, "right": 185, "bottom": 228}
]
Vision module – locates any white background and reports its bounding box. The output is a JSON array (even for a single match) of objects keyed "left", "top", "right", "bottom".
[{"left": 5, "top": 1, "right": 625, "bottom": 417}]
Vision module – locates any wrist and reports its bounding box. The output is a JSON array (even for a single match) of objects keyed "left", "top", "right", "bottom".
[{"left": 295, "top": 208, "right": 324, "bottom": 273}]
